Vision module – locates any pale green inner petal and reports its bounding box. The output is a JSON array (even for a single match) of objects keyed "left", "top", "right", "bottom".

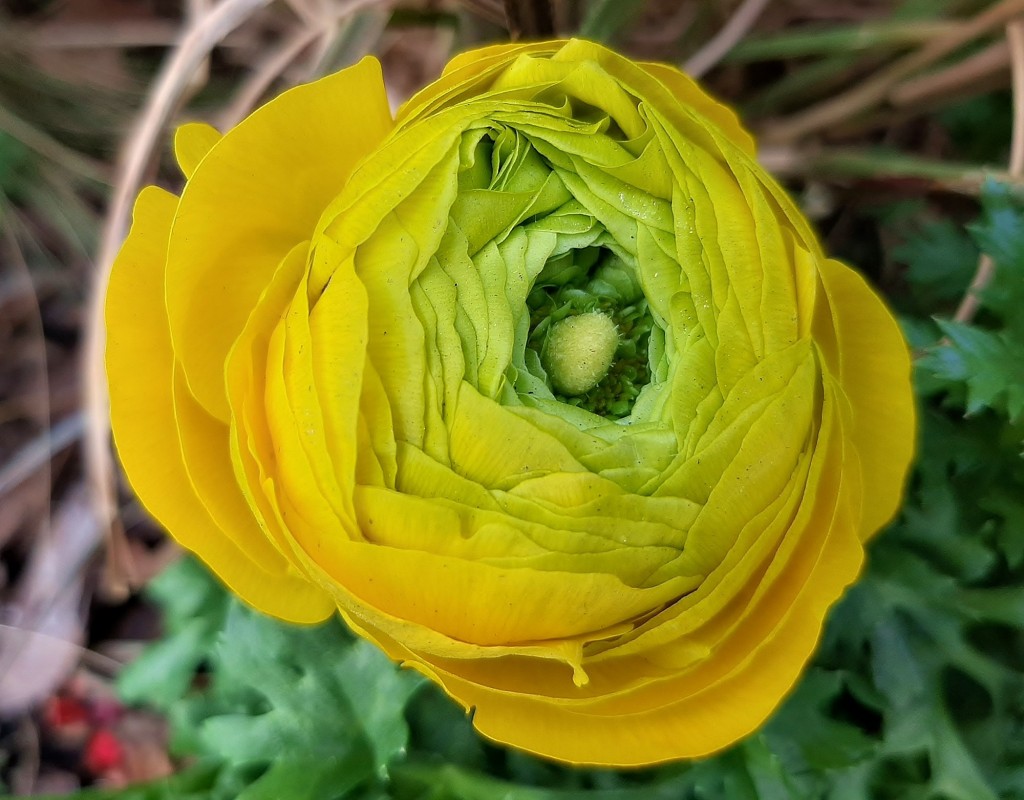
[{"left": 294, "top": 53, "right": 821, "bottom": 639}]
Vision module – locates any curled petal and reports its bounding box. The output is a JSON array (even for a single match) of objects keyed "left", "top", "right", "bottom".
[{"left": 107, "top": 40, "right": 915, "bottom": 766}]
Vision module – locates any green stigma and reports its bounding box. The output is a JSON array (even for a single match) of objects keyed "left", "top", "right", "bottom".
[{"left": 543, "top": 312, "right": 619, "bottom": 396}]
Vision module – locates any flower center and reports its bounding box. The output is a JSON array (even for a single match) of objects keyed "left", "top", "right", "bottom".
[
  {"left": 524, "top": 246, "right": 655, "bottom": 419},
  {"left": 543, "top": 312, "right": 619, "bottom": 396}
]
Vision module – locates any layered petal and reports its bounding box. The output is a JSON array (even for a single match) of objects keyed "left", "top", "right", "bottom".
[
  {"left": 106, "top": 188, "right": 332, "bottom": 622},
  {"left": 165, "top": 57, "right": 393, "bottom": 420},
  {"left": 107, "top": 39, "right": 915, "bottom": 767}
]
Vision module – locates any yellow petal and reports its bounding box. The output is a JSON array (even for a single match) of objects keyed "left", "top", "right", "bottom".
[
  {"left": 172, "top": 366, "right": 317, "bottom": 577},
  {"left": 381, "top": 400, "right": 863, "bottom": 765},
  {"left": 467, "top": 511, "right": 859, "bottom": 766},
  {"left": 173, "top": 121, "right": 221, "bottom": 179},
  {"left": 165, "top": 57, "right": 393, "bottom": 420},
  {"left": 323, "top": 538, "right": 694, "bottom": 647},
  {"left": 448, "top": 382, "right": 586, "bottom": 489},
  {"left": 106, "top": 187, "right": 333, "bottom": 622},
  {"left": 397, "top": 41, "right": 563, "bottom": 125},
  {"left": 816, "top": 258, "right": 916, "bottom": 537},
  {"left": 639, "top": 62, "right": 755, "bottom": 158}
]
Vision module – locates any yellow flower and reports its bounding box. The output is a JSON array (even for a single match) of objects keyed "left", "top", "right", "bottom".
[{"left": 106, "top": 39, "right": 915, "bottom": 766}]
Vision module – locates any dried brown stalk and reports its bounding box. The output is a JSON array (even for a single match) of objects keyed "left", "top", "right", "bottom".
[
  {"left": 684, "top": 0, "right": 773, "bottom": 79},
  {"left": 83, "top": 0, "right": 272, "bottom": 595},
  {"left": 503, "top": 0, "right": 555, "bottom": 40},
  {"left": 953, "top": 18, "right": 1024, "bottom": 325},
  {"left": 217, "top": 23, "right": 323, "bottom": 128},
  {"left": 763, "top": 0, "right": 1024, "bottom": 143},
  {"left": 890, "top": 39, "right": 1010, "bottom": 109}
]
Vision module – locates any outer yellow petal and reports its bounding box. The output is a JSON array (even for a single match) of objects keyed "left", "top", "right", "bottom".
[
  {"left": 106, "top": 187, "right": 333, "bottom": 623},
  {"left": 173, "top": 121, "right": 221, "bottom": 179},
  {"left": 469, "top": 513, "right": 860, "bottom": 766},
  {"left": 816, "top": 258, "right": 916, "bottom": 537},
  {"left": 639, "top": 62, "right": 755, "bottom": 157},
  {"left": 320, "top": 536, "right": 695, "bottom": 648},
  {"left": 348, "top": 394, "right": 861, "bottom": 765},
  {"left": 397, "top": 41, "right": 563, "bottom": 125},
  {"left": 165, "top": 57, "right": 393, "bottom": 420}
]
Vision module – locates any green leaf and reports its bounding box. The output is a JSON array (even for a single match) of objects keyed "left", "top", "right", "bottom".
[
  {"left": 390, "top": 761, "right": 697, "bottom": 799},
  {"left": 893, "top": 218, "right": 978, "bottom": 308},
  {"left": 117, "top": 558, "right": 230, "bottom": 709},
  {"left": 970, "top": 181, "right": 1024, "bottom": 339},
  {"left": 235, "top": 755, "right": 370, "bottom": 800},
  {"left": 199, "top": 604, "right": 421, "bottom": 777},
  {"left": 765, "top": 670, "right": 877, "bottom": 773},
  {"left": 740, "top": 736, "right": 818, "bottom": 800},
  {"left": 923, "top": 320, "right": 1024, "bottom": 421},
  {"left": 27, "top": 762, "right": 226, "bottom": 800},
  {"left": 980, "top": 489, "right": 1024, "bottom": 569}
]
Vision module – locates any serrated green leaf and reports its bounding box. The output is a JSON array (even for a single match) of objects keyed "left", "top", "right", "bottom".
[
  {"left": 236, "top": 755, "right": 369, "bottom": 800},
  {"left": 970, "top": 182, "right": 1024, "bottom": 340},
  {"left": 336, "top": 640, "right": 424, "bottom": 771},
  {"left": 200, "top": 604, "right": 420, "bottom": 777},
  {"left": 898, "top": 460, "right": 997, "bottom": 582},
  {"left": 870, "top": 616, "right": 931, "bottom": 733},
  {"left": 893, "top": 218, "right": 977, "bottom": 307},
  {"left": 923, "top": 320, "right": 1024, "bottom": 421},
  {"left": 971, "top": 182, "right": 1024, "bottom": 273},
  {"left": 980, "top": 489, "right": 1024, "bottom": 568},
  {"left": 405, "top": 687, "right": 487, "bottom": 771},
  {"left": 740, "top": 736, "right": 817, "bottom": 800},
  {"left": 390, "top": 761, "right": 697, "bottom": 800},
  {"left": 931, "top": 710, "right": 1000, "bottom": 800},
  {"left": 117, "top": 558, "right": 230, "bottom": 709},
  {"left": 765, "top": 670, "right": 877, "bottom": 773},
  {"left": 118, "top": 617, "right": 217, "bottom": 707},
  {"left": 148, "top": 556, "right": 230, "bottom": 624}
]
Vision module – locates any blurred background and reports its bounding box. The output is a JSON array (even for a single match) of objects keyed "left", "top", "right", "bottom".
[{"left": 2, "top": 0, "right": 1024, "bottom": 797}]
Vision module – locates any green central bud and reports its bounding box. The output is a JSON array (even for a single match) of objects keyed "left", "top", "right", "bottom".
[
  {"left": 519, "top": 243, "right": 658, "bottom": 420},
  {"left": 437, "top": 124, "right": 669, "bottom": 423},
  {"left": 544, "top": 312, "right": 619, "bottom": 396}
]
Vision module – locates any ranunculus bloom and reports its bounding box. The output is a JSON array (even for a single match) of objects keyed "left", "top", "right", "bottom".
[{"left": 106, "top": 39, "right": 914, "bottom": 765}]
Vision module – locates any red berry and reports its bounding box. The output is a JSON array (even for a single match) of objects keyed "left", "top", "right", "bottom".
[
  {"left": 44, "top": 696, "right": 89, "bottom": 729},
  {"left": 84, "top": 728, "right": 124, "bottom": 775}
]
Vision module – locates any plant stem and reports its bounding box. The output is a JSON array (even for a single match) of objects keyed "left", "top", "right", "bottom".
[
  {"left": 503, "top": 0, "right": 555, "bottom": 40},
  {"left": 763, "top": 0, "right": 1024, "bottom": 143},
  {"left": 759, "top": 145, "right": 1024, "bottom": 198},
  {"left": 727, "top": 21, "right": 957, "bottom": 62}
]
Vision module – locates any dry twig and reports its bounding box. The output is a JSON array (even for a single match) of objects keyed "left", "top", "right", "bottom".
[
  {"left": 0, "top": 415, "right": 84, "bottom": 499},
  {"left": 953, "top": 18, "right": 1024, "bottom": 325},
  {"left": 217, "top": 23, "right": 323, "bottom": 128},
  {"left": 685, "top": 0, "right": 772, "bottom": 79},
  {"left": 764, "top": 0, "right": 1024, "bottom": 143},
  {"left": 890, "top": 39, "right": 1011, "bottom": 110},
  {"left": 503, "top": 0, "right": 555, "bottom": 40},
  {"left": 459, "top": 0, "right": 507, "bottom": 28},
  {"left": 32, "top": 21, "right": 188, "bottom": 50},
  {"left": 83, "top": 0, "right": 272, "bottom": 595}
]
